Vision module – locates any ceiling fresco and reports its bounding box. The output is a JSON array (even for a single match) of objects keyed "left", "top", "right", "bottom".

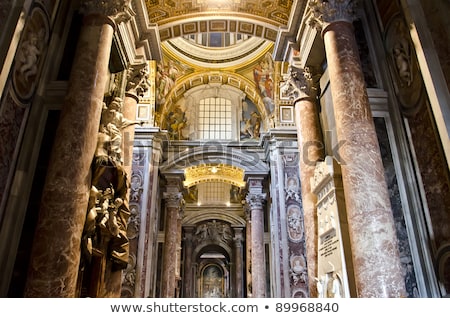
[{"left": 141, "top": 0, "right": 301, "bottom": 139}]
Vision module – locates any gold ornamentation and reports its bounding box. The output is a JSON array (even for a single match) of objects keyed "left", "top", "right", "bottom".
[{"left": 184, "top": 163, "right": 245, "bottom": 188}]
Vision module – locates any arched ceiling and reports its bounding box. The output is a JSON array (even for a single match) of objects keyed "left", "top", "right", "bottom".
[
  {"left": 144, "top": 0, "right": 294, "bottom": 27},
  {"left": 140, "top": 0, "right": 306, "bottom": 65},
  {"left": 138, "top": 1, "right": 302, "bottom": 193}
]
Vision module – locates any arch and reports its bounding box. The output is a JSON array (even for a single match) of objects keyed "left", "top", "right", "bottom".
[
  {"left": 183, "top": 209, "right": 245, "bottom": 226},
  {"left": 156, "top": 73, "right": 271, "bottom": 124},
  {"left": 157, "top": 17, "right": 280, "bottom": 43},
  {"left": 196, "top": 245, "right": 231, "bottom": 298},
  {"left": 160, "top": 144, "right": 269, "bottom": 175},
  {"left": 163, "top": 37, "right": 272, "bottom": 69},
  {"left": 193, "top": 241, "right": 232, "bottom": 263}
]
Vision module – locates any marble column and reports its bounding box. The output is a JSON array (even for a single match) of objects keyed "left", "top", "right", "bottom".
[
  {"left": 122, "top": 63, "right": 150, "bottom": 175},
  {"left": 245, "top": 205, "right": 252, "bottom": 297},
  {"left": 182, "top": 226, "right": 194, "bottom": 297},
  {"left": 309, "top": 0, "right": 406, "bottom": 297},
  {"left": 284, "top": 66, "right": 324, "bottom": 296},
  {"left": 233, "top": 227, "right": 244, "bottom": 297},
  {"left": 246, "top": 178, "right": 267, "bottom": 298},
  {"left": 24, "top": 1, "right": 133, "bottom": 297},
  {"left": 161, "top": 176, "right": 184, "bottom": 298},
  {"left": 175, "top": 207, "right": 184, "bottom": 297}
]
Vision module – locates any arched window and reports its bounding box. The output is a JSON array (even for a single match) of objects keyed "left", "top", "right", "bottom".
[{"left": 198, "top": 97, "right": 232, "bottom": 140}]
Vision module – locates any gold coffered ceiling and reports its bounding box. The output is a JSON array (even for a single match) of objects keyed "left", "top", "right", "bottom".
[
  {"left": 141, "top": 0, "right": 305, "bottom": 67},
  {"left": 145, "top": 0, "right": 294, "bottom": 26}
]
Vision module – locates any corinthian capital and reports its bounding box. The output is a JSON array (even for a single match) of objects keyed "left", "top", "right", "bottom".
[
  {"left": 245, "top": 193, "right": 267, "bottom": 210},
  {"left": 80, "top": 0, "right": 135, "bottom": 25},
  {"left": 308, "top": 0, "right": 357, "bottom": 31},
  {"left": 281, "top": 66, "right": 320, "bottom": 101},
  {"left": 163, "top": 192, "right": 184, "bottom": 208},
  {"left": 126, "top": 63, "right": 151, "bottom": 99}
]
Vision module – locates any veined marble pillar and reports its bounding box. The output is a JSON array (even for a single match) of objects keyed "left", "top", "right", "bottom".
[
  {"left": 161, "top": 177, "right": 184, "bottom": 298},
  {"left": 284, "top": 66, "right": 324, "bottom": 297},
  {"left": 24, "top": 1, "right": 133, "bottom": 297},
  {"left": 175, "top": 209, "right": 183, "bottom": 297},
  {"left": 309, "top": 0, "right": 406, "bottom": 297},
  {"left": 182, "top": 226, "right": 194, "bottom": 297},
  {"left": 246, "top": 178, "right": 267, "bottom": 298},
  {"left": 245, "top": 206, "right": 252, "bottom": 297},
  {"left": 122, "top": 63, "right": 150, "bottom": 175},
  {"left": 233, "top": 227, "right": 244, "bottom": 297}
]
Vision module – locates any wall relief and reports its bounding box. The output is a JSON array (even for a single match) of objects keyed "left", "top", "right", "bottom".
[
  {"left": 385, "top": 15, "right": 424, "bottom": 116},
  {"left": 12, "top": 5, "right": 49, "bottom": 102}
]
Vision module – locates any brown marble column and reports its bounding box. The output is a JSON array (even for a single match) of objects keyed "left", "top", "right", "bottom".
[
  {"left": 309, "top": 0, "right": 406, "bottom": 297},
  {"left": 24, "top": 1, "right": 133, "bottom": 297},
  {"left": 122, "top": 63, "right": 150, "bottom": 175},
  {"left": 175, "top": 208, "right": 183, "bottom": 297},
  {"left": 233, "top": 227, "right": 244, "bottom": 297},
  {"left": 161, "top": 176, "right": 184, "bottom": 298},
  {"left": 245, "top": 206, "right": 252, "bottom": 297},
  {"left": 284, "top": 66, "right": 325, "bottom": 297},
  {"left": 182, "top": 226, "right": 194, "bottom": 297},
  {"left": 246, "top": 178, "right": 267, "bottom": 298}
]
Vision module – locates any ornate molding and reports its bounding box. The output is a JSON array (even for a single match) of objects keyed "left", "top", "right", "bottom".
[
  {"left": 245, "top": 193, "right": 267, "bottom": 210},
  {"left": 97, "top": 97, "right": 143, "bottom": 165},
  {"left": 308, "top": 0, "right": 357, "bottom": 31},
  {"left": 126, "top": 63, "right": 151, "bottom": 100},
  {"left": 80, "top": 0, "right": 135, "bottom": 25},
  {"left": 184, "top": 163, "right": 246, "bottom": 188},
  {"left": 163, "top": 192, "right": 184, "bottom": 208},
  {"left": 281, "top": 66, "right": 320, "bottom": 102},
  {"left": 193, "top": 220, "right": 234, "bottom": 246}
]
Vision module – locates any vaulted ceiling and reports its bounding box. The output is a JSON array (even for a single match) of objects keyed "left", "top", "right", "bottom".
[
  {"left": 145, "top": 0, "right": 295, "bottom": 26},
  {"left": 133, "top": 0, "right": 310, "bottom": 128},
  {"left": 138, "top": 0, "right": 306, "bottom": 65}
]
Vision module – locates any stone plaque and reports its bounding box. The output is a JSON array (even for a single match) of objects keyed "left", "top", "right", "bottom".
[{"left": 311, "top": 156, "right": 356, "bottom": 298}]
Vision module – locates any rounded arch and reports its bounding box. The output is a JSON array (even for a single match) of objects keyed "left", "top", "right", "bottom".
[
  {"left": 160, "top": 145, "right": 269, "bottom": 176},
  {"left": 193, "top": 241, "right": 232, "bottom": 263},
  {"left": 157, "top": 16, "right": 280, "bottom": 43},
  {"left": 183, "top": 209, "right": 245, "bottom": 226},
  {"left": 157, "top": 72, "right": 271, "bottom": 125}
]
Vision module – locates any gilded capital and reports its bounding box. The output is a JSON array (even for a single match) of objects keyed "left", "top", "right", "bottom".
[
  {"left": 80, "top": 0, "right": 135, "bottom": 25},
  {"left": 126, "top": 63, "right": 151, "bottom": 100},
  {"left": 308, "top": 0, "right": 357, "bottom": 31}
]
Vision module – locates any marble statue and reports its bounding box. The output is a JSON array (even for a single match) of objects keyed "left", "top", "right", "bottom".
[{"left": 99, "top": 97, "right": 144, "bottom": 164}]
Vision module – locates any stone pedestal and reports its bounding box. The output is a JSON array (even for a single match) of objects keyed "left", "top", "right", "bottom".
[
  {"left": 24, "top": 2, "right": 132, "bottom": 297},
  {"left": 309, "top": 0, "right": 407, "bottom": 297}
]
